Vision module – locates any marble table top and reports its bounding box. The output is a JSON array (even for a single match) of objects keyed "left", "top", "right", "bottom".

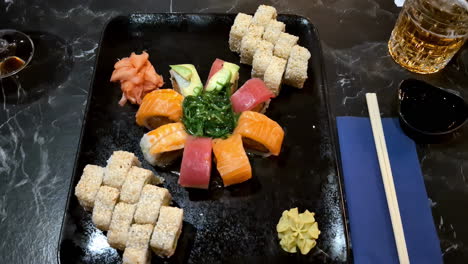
[{"left": 1, "top": 0, "right": 467, "bottom": 263}]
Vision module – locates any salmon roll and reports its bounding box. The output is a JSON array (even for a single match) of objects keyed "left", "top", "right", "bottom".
[
  {"left": 140, "top": 122, "right": 188, "bottom": 167},
  {"left": 92, "top": 186, "right": 120, "bottom": 231},
  {"left": 229, "top": 13, "right": 253, "bottom": 53},
  {"left": 120, "top": 167, "right": 153, "bottom": 204},
  {"left": 103, "top": 151, "right": 141, "bottom": 189},
  {"left": 263, "top": 20, "right": 286, "bottom": 44},
  {"left": 213, "top": 134, "right": 252, "bottom": 187},
  {"left": 107, "top": 202, "right": 137, "bottom": 250},
  {"left": 234, "top": 111, "right": 285, "bottom": 156},
  {"left": 274, "top": 32, "right": 299, "bottom": 60},
  {"left": 135, "top": 89, "right": 184, "bottom": 130},
  {"left": 252, "top": 5, "right": 277, "bottom": 27},
  {"left": 75, "top": 165, "right": 104, "bottom": 211},
  {"left": 150, "top": 206, "right": 184, "bottom": 257}
]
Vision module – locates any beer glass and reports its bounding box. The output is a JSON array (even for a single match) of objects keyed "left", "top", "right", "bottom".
[{"left": 388, "top": 0, "right": 468, "bottom": 74}]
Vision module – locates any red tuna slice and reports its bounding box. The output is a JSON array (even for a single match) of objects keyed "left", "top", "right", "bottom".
[
  {"left": 179, "top": 136, "right": 213, "bottom": 189},
  {"left": 231, "top": 78, "right": 275, "bottom": 113},
  {"left": 206, "top": 58, "right": 225, "bottom": 85}
]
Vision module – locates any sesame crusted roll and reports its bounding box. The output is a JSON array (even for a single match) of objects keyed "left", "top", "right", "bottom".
[
  {"left": 150, "top": 206, "right": 184, "bottom": 257},
  {"left": 134, "top": 185, "right": 172, "bottom": 225},
  {"left": 103, "top": 151, "right": 141, "bottom": 189},
  {"left": 120, "top": 167, "right": 153, "bottom": 204},
  {"left": 75, "top": 164, "right": 104, "bottom": 211},
  {"left": 107, "top": 202, "right": 137, "bottom": 250},
  {"left": 92, "top": 186, "right": 120, "bottom": 231}
]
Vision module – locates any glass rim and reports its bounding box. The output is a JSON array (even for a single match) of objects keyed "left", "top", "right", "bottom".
[
  {"left": 0, "top": 29, "right": 35, "bottom": 79},
  {"left": 405, "top": 0, "right": 468, "bottom": 26}
]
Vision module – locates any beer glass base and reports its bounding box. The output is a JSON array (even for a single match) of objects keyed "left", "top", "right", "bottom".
[{"left": 388, "top": 41, "right": 444, "bottom": 74}]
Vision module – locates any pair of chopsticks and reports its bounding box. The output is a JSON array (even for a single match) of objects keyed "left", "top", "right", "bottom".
[{"left": 366, "top": 93, "right": 410, "bottom": 264}]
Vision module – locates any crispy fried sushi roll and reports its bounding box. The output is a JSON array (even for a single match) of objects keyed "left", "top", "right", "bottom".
[
  {"left": 273, "top": 32, "right": 299, "bottom": 60},
  {"left": 75, "top": 164, "right": 104, "bottom": 211},
  {"left": 263, "top": 20, "right": 286, "bottom": 44},
  {"left": 251, "top": 40, "right": 274, "bottom": 78},
  {"left": 103, "top": 151, "right": 141, "bottom": 189},
  {"left": 284, "top": 45, "right": 311, "bottom": 88},
  {"left": 245, "top": 24, "right": 265, "bottom": 39},
  {"left": 252, "top": 5, "right": 277, "bottom": 27},
  {"left": 92, "top": 186, "right": 120, "bottom": 231},
  {"left": 263, "top": 56, "right": 287, "bottom": 95},
  {"left": 134, "top": 185, "right": 172, "bottom": 225},
  {"left": 107, "top": 202, "right": 137, "bottom": 250},
  {"left": 122, "top": 224, "right": 153, "bottom": 264},
  {"left": 229, "top": 13, "right": 253, "bottom": 53},
  {"left": 150, "top": 206, "right": 184, "bottom": 257},
  {"left": 120, "top": 167, "right": 153, "bottom": 204},
  {"left": 240, "top": 36, "right": 261, "bottom": 65}
]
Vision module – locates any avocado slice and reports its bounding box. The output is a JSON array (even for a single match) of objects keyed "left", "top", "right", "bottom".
[
  {"left": 170, "top": 65, "right": 192, "bottom": 80},
  {"left": 170, "top": 64, "right": 203, "bottom": 96},
  {"left": 205, "top": 67, "right": 232, "bottom": 92},
  {"left": 222, "top": 62, "right": 240, "bottom": 84}
]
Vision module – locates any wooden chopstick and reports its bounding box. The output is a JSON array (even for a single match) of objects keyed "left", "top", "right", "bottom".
[{"left": 366, "top": 93, "right": 410, "bottom": 264}]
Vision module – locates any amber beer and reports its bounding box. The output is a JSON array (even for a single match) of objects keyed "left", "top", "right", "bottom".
[{"left": 388, "top": 0, "right": 468, "bottom": 74}]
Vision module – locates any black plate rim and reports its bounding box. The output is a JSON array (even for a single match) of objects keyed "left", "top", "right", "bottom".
[{"left": 56, "top": 13, "right": 351, "bottom": 263}]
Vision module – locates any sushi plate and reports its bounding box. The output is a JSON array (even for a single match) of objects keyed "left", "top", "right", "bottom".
[{"left": 58, "top": 13, "right": 350, "bottom": 263}]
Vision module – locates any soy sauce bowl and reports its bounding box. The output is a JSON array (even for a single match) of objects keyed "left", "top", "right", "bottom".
[{"left": 398, "top": 79, "right": 468, "bottom": 142}]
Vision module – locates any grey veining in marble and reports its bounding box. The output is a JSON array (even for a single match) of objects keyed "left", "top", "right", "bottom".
[{"left": 1, "top": 0, "right": 467, "bottom": 263}]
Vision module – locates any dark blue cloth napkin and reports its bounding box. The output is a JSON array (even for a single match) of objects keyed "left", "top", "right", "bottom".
[{"left": 336, "top": 117, "right": 442, "bottom": 264}]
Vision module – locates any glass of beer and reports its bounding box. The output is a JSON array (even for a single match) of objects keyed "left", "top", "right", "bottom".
[{"left": 388, "top": 0, "right": 468, "bottom": 74}]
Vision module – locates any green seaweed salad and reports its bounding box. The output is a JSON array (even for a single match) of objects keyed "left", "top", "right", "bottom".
[{"left": 182, "top": 86, "right": 238, "bottom": 138}]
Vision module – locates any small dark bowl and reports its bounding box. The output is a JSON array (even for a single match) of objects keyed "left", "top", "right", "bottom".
[{"left": 398, "top": 79, "right": 468, "bottom": 143}]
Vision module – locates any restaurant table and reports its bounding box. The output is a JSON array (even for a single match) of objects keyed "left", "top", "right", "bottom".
[{"left": 1, "top": 0, "right": 467, "bottom": 263}]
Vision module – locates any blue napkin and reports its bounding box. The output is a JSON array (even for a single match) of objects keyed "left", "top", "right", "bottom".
[{"left": 336, "top": 117, "right": 442, "bottom": 264}]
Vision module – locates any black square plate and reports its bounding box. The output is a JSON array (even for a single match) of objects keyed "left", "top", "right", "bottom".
[{"left": 58, "top": 13, "right": 349, "bottom": 263}]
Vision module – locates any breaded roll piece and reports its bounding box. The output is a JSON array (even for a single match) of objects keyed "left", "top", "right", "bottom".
[
  {"left": 263, "top": 20, "right": 286, "bottom": 44},
  {"left": 126, "top": 224, "right": 154, "bottom": 248},
  {"left": 251, "top": 40, "right": 274, "bottom": 78},
  {"left": 107, "top": 202, "right": 136, "bottom": 250},
  {"left": 245, "top": 24, "right": 264, "bottom": 39},
  {"left": 252, "top": 5, "right": 277, "bottom": 27},
  {"left": 122, "top": 248, "right": 151, "bottom": 264},
  {"left": 273, "top": 32, "right": 299, "bottom": 60},
  {"left": 103, "top": 151, "right": 141, "bottom": 189},
  {"left": 134, "top": 185, "right": 172, "bottom": 225},
  {"left": 256, "top": 40, "right": 274, "bottom": 54},
  {"left": 284, "top": 45, "right": 311, "bottom": 88},
  {"left": 75, "top": 165, "right": 104, "bottom": 211},
  {"left": 123, "top": 224, "right": 153, "bottom": 264},
  {"left": 229, "top": 13, "right": 253, "bottom": 53},
  {"left": 240, "top": 36, "right": 261, "bottom": 65},
  {"left": 150, "top": 206, "right": 184, "bottom": 257},
  {"left": 92, "top": 186, "right": 120, "bottom": 231},
  {"left": 263, "top": 56, "right": 287, "bottom": 95},
  {"left": 120, "top": 167, "right": 153, "bottom": 204}
]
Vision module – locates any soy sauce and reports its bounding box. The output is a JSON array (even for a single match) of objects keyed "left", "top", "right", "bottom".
[
  {"left": 0, "top": 56, "right": 25, "bottom": 75},
  {"left": 399, "top": 79, "right": 468, "bottom": 133}
]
